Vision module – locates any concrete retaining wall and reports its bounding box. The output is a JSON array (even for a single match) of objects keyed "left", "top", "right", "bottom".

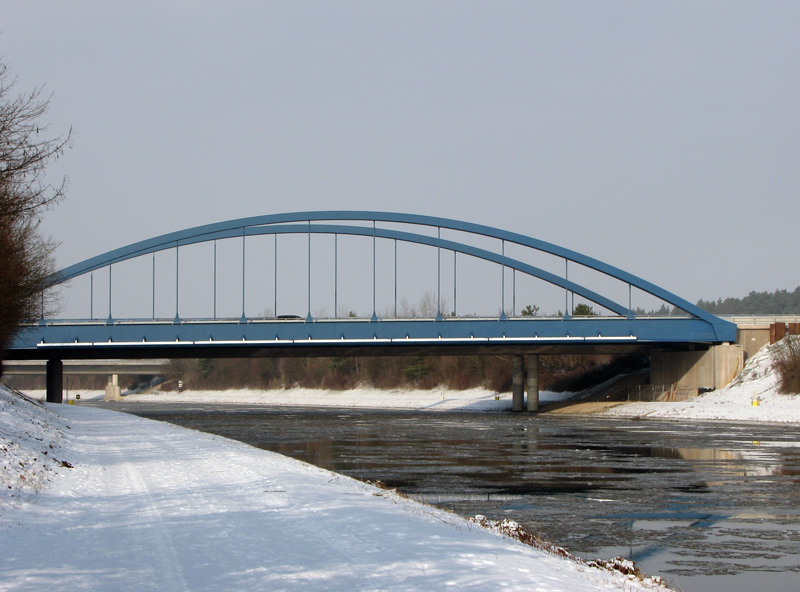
[
  {"left": 735, "top": 322, "right": 800, "bottom": 362},
  {"left": 651, "top": 344, "right": 744, "bottom": 395},
  {"left": 737, "top": 327, "right": 771, "bottom": 360}
]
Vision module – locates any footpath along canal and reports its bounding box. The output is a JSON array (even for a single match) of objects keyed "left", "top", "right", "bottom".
[{"left": 103, "top": 402, "right": 800, "bottom": 592}]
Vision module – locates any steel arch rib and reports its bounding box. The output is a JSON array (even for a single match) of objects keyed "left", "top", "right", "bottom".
[
  {"left": 52, "top": 223, "right": 626, "bottom": 316},
  {"left": 252, "top": 224, "right": 629, "bottom": 316},
  {"left": 50, "top": 210, "right": 714, "bottom": 325}
]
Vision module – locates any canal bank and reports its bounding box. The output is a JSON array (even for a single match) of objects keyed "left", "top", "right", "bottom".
[
  {"left": 90, "top": 402, "right": 800, "bottom": 592},
  {"left": 1, "top": 385, "right": 670, "bottom": 592}
]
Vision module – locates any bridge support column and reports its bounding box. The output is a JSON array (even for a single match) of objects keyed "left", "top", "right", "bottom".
[
  {"left": 104, "top": 374, "right": 122, "bottom": 401},
  {"left": 526, "top": 355, "right": 539, "bottom": 412},
  {"left": 46, "top": 359, "right": 63, "bottom": 404},
  {"left": 512, "top": 355, "right": 524, "bottom": 412}
]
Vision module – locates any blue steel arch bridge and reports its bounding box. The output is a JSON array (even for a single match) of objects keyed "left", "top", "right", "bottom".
[{"left": 7, "top": 211, "right": 736, "bottom": 404}]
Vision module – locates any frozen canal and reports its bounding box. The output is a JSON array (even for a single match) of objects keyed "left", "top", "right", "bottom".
[{"left": 108, "top": 403, "right": 800, "bottom": 592}]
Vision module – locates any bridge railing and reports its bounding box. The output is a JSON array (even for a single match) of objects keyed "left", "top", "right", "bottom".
[
  {"left": 27, "top": 312, "right": 695, "bottom": 327},
  {"left": 719, "top": 314, "right": 800, "bottom": 325}
]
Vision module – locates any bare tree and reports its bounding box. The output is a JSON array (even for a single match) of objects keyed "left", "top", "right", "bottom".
[{"left": 0, "top": 61, "right": 70, "bottom": 369}]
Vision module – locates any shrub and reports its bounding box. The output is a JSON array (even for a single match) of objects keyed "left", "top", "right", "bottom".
[
  {"left": 484, "top": 355, "right": 512, "bottom": 392},
  {"left": 774, "top": 336, "right": 800, "bottom": 394}
]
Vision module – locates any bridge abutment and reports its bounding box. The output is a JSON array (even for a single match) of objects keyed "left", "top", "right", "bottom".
[
  {"left": 650, "top": 343, "right": 743, "bottom": 397},
  {"left": 46, "top": 359, "right": 63, "bottom": 404}
]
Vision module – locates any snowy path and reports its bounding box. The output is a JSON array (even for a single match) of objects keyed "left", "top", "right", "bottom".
[{"left": 1, "top": 404, "right": 665, "bottom": 592}]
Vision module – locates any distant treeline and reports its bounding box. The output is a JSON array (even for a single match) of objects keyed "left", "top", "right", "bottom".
[
  {"left": 697, "top": 287, "right": 800, "bottom": 315},
  {"left": 165, "top": 354, "right": 625, "bottom": 393}
]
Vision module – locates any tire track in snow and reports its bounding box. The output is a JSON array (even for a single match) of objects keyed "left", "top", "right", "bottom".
[{"left": 102, "top": 437, "right": 191, "bottom": 592}]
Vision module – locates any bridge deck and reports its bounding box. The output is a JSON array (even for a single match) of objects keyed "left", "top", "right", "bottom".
[{"left": 9, "top": 315, "right": 734, "bottom": 361}]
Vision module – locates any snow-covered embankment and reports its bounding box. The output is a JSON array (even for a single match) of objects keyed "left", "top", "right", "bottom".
[
  {"left": 1, "top": 384, "right": 669, "bottom": 591},
  {"left": 601, "top": 338, "right": 800, "bottom": 423}
]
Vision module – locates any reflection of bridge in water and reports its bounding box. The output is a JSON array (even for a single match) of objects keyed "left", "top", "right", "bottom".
[{"left": 7, "top": 211, "right": 737, "bottom": 407}]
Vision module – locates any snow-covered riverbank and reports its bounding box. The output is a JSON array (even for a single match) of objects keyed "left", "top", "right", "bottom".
[
  {"left": 599, "top": 339, "right": 800, "bottom": 423},
  {"left": 3, "top": 341, "right": 799, "bottom": 590},
  {"left": 1, "top": 385, "right": 668, "bottom": 591}
]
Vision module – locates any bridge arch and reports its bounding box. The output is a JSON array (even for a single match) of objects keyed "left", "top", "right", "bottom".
[{"left": 49, "top": 210, "right": 719, "bottom": 327}]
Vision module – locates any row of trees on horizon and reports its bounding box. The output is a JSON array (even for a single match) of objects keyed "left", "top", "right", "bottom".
[{"left": 696, "top": 287, "right": 800, "bottom": 315}]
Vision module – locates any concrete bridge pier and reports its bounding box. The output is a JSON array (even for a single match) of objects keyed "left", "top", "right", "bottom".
[
  {"left": 512, "top": 355, "right": 540, "bottom": 412},
  {"left": 104, "top": 374, "right": 122, "bottom": 401},
  {"left": 46, "top": 359, "right": 63, "bottom": 404},
  {"left": 526, "top": 355, "right": 539, "bottom": 412},
  {"left": 512, "top": 356, "right": 524, "bottom": 411}
]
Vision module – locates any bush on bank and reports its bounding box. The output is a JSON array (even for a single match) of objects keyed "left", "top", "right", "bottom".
[
  {"left": 160, "top": 353, "right": 632, "bottom": 393},
  {"left": 774, "top": 336, "right": 800, "bottom": 394}
]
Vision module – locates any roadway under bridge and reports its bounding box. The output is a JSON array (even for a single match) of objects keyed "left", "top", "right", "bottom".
[{"left": 3, "top": 359, "right": 171, "bottom": 376}]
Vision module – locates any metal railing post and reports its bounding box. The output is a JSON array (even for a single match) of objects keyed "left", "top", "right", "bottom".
[
  {"left": 307, "top": 221, "right": 312, "bottom": 322},
  {"left": 500, "top": 240, "right": 506, "bottom": 319},
  {"left": 174, "top": 244, "right": 180, "bottom": 323},
  {"left": 394, "top": 239, "right": 397, "bottom": 318},
  {"left": 241, "top": 229, "right": 247, "bottom": 321},
  {"left": 334, "top": 234, "right": 338, "bottom": 318},
  {"left": 108, "top": 265, "right": 113, "bottom": 322},
  {"left": 213, "top": 240, "right": 217, "bottom": 319},
  {"left": 371, "top": 221, "right": 377, "bottom": 321},
  {"left": 436, "top": 227, "right": 442, "bottom": 320},
  {"left": 453, "top": 251, "right": 457, "bottom": 317}
]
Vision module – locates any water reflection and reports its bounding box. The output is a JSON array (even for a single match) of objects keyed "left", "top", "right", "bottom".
[{"left": 107, "top": 403, "right": 800, "bottom": 592}]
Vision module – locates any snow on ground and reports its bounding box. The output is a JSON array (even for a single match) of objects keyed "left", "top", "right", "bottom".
[
  {"left": 601, "top": 338, "right": 800, "bottom": 423},
  {"left": 0, "top": 388, "right": 71, "bottom": 506},
  {"left": 28, "top": 386, "right": 578, "bottom": 411},
  {"left": 126, "top": 386, "right": 583, "bottom": 410},
  {"left": 0, "top": 385, "right": 668, "bottom": 592}
]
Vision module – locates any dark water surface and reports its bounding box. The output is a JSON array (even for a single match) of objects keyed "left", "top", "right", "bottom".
[{"left": 104, "top": 402, "right": 800, "bottom": 592}]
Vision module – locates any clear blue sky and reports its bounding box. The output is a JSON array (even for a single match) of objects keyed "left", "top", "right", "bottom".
[{"left": 3, "top": 2, "right": 799, "bottom": 317}]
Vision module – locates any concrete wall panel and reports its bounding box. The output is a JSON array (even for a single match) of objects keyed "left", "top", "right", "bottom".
[
  {"left": 737, "top": 328, "right": 770, "bottom": 360},
  {"left": 651, "top": 344, "right": 744, "bottom": 395}
]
